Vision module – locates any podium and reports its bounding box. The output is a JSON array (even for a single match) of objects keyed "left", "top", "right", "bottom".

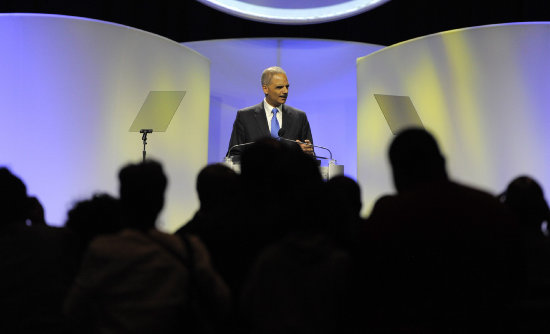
[
  {"left": 223, "top": 157, "right": 344, "bottom": 181},
  {"left": 319, "top": 160, "right": 344, "bottom": 180}
]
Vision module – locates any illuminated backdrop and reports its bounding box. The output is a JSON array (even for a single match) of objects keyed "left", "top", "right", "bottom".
[
  {"left": 357, "top": 23, "right": 550, "bottom": 215},
  {"left": 2, "top": 14, "right": 548, "bottom": 225},
  {"left": 0, "top": 14, "right": 210, "bottom": 231}
]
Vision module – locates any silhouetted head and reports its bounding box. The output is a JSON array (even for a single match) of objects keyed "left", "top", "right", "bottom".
[
  {"left": 324, "top": 175, "right": 363, "bottom": 247},
  {"left": 196, "top": 163, "right": 239, "bottom": 212},
  {"left": 501, "top": 175, "right": 550, "bottom": 227},
  {"left": 0, "top": 167, "right": 29, "bottom": 224},
  {"left": 240, "top": 137, "right": 324, "bottom": 232},
  {"left": 118, "top": 160, "right": 167, "bottom": 230},
  {"left": 26, "top": 196, "right": 46, "bottom": 226},
  {"left": 240, "top": 137, "right": 289, "bottom": 184},
  {"left": 241, "top": 137, "right": 321, "bottom": 192},
  {"left": 65, "top": 193, "right": 121, "bottom": 246},
  {"left": 389, "top": 128, "right": 448, "bottom": 193},
  {"left": 326, "top": 175, "right": 362, "bottom": 217}
]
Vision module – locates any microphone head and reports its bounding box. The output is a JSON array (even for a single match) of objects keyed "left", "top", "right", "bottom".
[{"left": 278, "top": 128, "right": 286, "bottom": 137}]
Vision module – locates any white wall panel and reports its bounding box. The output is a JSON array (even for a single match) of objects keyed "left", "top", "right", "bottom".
[
  {"left": 357, "top": 23, "right": 550, "bottom": 215},
  {"left": 0, "top": 14, "right": 210, "bottom": 231}
]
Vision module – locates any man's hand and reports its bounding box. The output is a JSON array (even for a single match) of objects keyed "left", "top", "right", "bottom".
[{"left": 296, "top": 139, "right": 314, "bottom": 156}]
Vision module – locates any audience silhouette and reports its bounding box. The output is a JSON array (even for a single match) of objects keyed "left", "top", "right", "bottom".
[
  {"left": 63, "top": 160, "right": 230, "bottom": 334},
  {"left": 325, "top": 175, "right": 364, "bottom": 251},
  {"left": 215, "top": 137, "right": 326, "bottom": 303},
  {"left": 2, "top": 128, "right": 550, "bottom": 333},
  {"left": 0, "top": 167, "right": 77, "bottom": 334},
  {"left": 237, "top": 138, "right": 355, "bottom": 334},
  {"left": 175, "top": 163, "right": 243, "bottom": 330},
  {"left": 26, "top": 196, "right": 47, "bottom": 226},
  {"left": 500, "top": 175, "right": 550, "bottom": 332},
  {"left": 175, "top": 164, "right": 241, "bottom": 278},
  {"left": 64, "top": 193, "right": 122, "bottom": 263},
  {"left": 362, "top": 128, "right": 520, "bottom": 333}
]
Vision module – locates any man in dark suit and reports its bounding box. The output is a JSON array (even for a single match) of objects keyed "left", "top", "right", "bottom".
[{"left": 227, "top": 66, "right": 314, "bottom": 158}]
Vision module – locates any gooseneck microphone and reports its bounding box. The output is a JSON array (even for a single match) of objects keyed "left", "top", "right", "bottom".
[
  {"left": 277, "top": 128, "right": 333, "bottom": 160},
  {"left": 226, "top": 141, "right": 256, "bottom": 159}
]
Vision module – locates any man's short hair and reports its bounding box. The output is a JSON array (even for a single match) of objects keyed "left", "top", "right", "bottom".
[
  {"left": 389, "top": 128, "right": 444, "bottom": 168},
  {"left": 118, "top": 160, "right": 167, "bottom": 228},
  {"left": 261, "top": 66, "right": 286, "bottom": 86},
  {"left": 196, "top": 163, "right": 238, "bottom": 211},
  {"left": 119, "top": 160, "right": 167, "bottom": 201},
  {"left": 0, "top": 167, "right": 29, "bottom": 223},
  {"left": 389, "top": 128, "right": 447, "bottom": 192}
]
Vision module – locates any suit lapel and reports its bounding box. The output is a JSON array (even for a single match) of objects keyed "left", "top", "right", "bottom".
[
  {"left": 253, "top": 102, "right": 270, "bottom": 137},
  {"left": 281, "top": 104, "right": 295, "bottom": 133}
]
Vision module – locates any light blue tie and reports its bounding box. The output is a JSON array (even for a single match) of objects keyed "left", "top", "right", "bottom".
[{"left": 271, "top": 107, "right": 280, "bottom": 138}]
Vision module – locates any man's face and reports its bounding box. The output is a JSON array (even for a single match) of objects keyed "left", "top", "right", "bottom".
[{"left": 263, "top": 73, "right": 289, "bottom": 107}]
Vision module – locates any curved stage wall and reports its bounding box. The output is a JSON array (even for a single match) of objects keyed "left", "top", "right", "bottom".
[
  {"left": 0, "top": 14, "right": 210, "bottom": 231},
  {"left": 357, "top": 23, "right": 550, "bottom": 215},
  {"left": 183, "top": 38, "right": 384, "bottom": 176}
]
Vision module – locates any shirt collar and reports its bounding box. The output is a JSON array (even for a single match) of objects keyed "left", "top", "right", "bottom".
[{"left": 264, "top": 98, "right": 282, "bottom": 115}]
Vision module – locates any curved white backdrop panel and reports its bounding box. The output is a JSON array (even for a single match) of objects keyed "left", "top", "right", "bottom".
[
  {"left": 183, "top": 38, "right": 384, "bottom": 177},
  {"left": 357, "top": 23, "right": 550, "bottom": 215},
  {"left": 0, "top": 14, "right": 210, "bottom": 231}
]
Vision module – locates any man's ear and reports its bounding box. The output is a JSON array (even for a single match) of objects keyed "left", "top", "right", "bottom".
[{"left": 262, "top": 85, "right": 268, "bottom": 95}]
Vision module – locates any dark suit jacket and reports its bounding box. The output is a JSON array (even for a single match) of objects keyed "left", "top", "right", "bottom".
[{"left": 227, "top": 102, "right": 313, "bottom": 157}]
